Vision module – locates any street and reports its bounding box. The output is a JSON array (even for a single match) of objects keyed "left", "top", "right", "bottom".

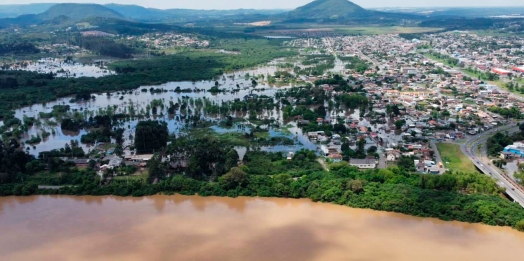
[{"left": 429, "top": 141, "right": 446, "bottom": 174}]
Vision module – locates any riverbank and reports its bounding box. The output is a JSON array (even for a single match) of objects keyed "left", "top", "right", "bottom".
[{"left": 3, "top": 162, "right": 524, "bottom": 232}]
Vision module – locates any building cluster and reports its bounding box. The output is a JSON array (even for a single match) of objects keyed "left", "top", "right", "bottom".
[
  {"left": 132, "top": 33, "right": 210, "bottom": 50},
  {"left": 292, "top": 33, "right": 524, "bottom": 172},
  {"left": 425, "top": 32, "right": 524, "bottom": 77},
  {"left": 37, "top": 43, "right": 88, "bottom": 57},
  {"left": 502, "top": 142, "right": 524, "bottom": 159}
]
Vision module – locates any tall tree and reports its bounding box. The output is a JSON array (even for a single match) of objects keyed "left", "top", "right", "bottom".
[{"left": 135, "top": 121, "right": 168, "bottom": 153}]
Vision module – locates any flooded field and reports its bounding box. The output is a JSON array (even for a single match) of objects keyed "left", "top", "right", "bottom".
[
  {"left": 8, "top": 58, "right": 114, "bottom": 78},
  {"left": 3, "top": 56, "right": 399, "bottom": 157},
  {"left": 11, "top": 62, "right": 307, "bottom": 155},
  {"left": 1, "top": 195, "right": 524, "bottom": 261}
]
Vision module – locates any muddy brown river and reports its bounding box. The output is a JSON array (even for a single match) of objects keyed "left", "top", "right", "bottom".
[{"left": 1, "top": 195, "right": 524, "bottom": 261}]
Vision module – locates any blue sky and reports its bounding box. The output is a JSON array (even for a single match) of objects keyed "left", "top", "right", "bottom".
[{"left": 2, "top": 0, "right": 523, "bottom": 9}]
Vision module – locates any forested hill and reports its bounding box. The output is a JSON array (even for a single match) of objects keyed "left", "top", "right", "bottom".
[
  {"left": 103, "top": 4, "right": 167, "bottom": 21},
  {"left": 287, "top": 0, "right": 369, "bottom": 19},
  {"left": 38, "top": 3, "right": 125, "bottom": 21}
]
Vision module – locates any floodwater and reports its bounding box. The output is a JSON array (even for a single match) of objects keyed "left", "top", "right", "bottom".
[
  {"left": 15, "top": 61, "right": 317, "bottom": 156},
  {"left": 6, "top": 57, "right": 390, "bottom": 156},
  {"left": 10, "top": 58, "right": 115, "bottom": 78},
  {"left": 1, "top": 195, "right": 524, "bottom": 261},
  {"left": 10, "top": 59, "right": 340, "bottom": 156}
]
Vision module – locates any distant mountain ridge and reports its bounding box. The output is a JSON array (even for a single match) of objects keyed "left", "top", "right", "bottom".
[
  {"left": 39, "top": 3, "right": 124, "bottom": 21},
  {"left": 103, "top": 4, "right": 168, "bottom": 21},
  {"left": 0, "top": 3, "right": 127, "bottom": 28},
  {"left": 0, "top": 3, "right": 288, "bottom": 22},
  {"left": 0, "top": 3, "right": 55, "bottom": 18}
]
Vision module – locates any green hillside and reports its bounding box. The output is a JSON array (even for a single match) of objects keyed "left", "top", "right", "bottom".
[
  {"left": 104, "top": 4, "right": 168, "bottom": 21},
  {"left": 39, "top": 3, "right": 124, "bottom": 21},
  {"left": 287, "top": 0, "right": 369, "bottom": 20}
]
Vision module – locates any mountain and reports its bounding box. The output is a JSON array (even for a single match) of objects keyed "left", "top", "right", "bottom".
[
  {"left": 105, "top": 4, "right": 287, "bottom": 22},
  {"left": 287, "top": 0, "right": 370, "bottom": 20},
  {"left": 0, "top": 14, "right": 42, "bottom": 28},
  {"left": 39, "top": 3, "right": 124, "bottom": 21},
  {"left": 104, "top": 4, "right": 168, "bottom": 21},
  {"left": 0, "top": 3, "right": 55, "bottom": 18}
]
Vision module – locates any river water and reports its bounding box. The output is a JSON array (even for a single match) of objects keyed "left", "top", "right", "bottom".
[{"left": 1, "top": 195, "right": 524, "bottom": 261}]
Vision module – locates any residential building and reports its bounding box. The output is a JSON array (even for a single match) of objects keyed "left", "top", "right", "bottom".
[{"left": 349, "top": 159, "right": 377, "bottom": 169}]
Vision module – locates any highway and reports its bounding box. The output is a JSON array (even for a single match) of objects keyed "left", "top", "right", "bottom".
[{"left": 460, "top": 124, "right": 524, "bottom": 207}]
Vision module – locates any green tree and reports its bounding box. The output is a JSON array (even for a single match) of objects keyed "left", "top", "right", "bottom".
[
  {"left": 135, "top": 121, "right": 168, "bottom": 153},
  {"left": 516, "top": 220, "right": 524, "bottom": 232},
  {"left": 395, "top": 119, "right": 406, "bottom": 130},
  {"left": 225, "top": 149, "right": 240, "bottom": 171},
  {"left": 147, "top": 154, "right": 164, "bottom": 183},
  {"left": 219, "top": 167, "right": 248, "bottom": 189}
]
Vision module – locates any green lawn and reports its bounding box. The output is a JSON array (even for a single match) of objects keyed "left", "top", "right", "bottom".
[
  {"left": 437, "top": 143, "right": 480, "bottom": 174},
  {"left": 113, "top": 173, "right": 148, "bottom": 182}
]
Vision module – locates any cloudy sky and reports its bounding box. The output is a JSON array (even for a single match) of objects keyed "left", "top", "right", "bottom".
[{"left": 1, "top": 0, "right": 522, "bottom": 9}]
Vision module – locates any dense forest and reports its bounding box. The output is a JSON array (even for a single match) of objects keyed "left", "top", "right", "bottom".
[
  {"left": 134, "top": 121, "right": 168, "bottom": 153},
  {"left": 0, "top": 41, "right": 39, "bottom": 55},
  {"left": 74, "top": 35, "right": 134, "bottom": 58}
]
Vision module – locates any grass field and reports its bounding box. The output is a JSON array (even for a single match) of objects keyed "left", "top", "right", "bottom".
[
  {"left": 437, "top": 143, "right": 480, "bottom": 174},
  {"left": 113, "top": 172, "right": 148, "bottom": 182}
]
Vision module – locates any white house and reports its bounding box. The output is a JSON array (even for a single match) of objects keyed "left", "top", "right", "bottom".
[
  {"left": 386, "top": 152, "right": 398, "bottom": 162},
  {"left": 349, "top": 159, "right": 377, "bottom": 169}
]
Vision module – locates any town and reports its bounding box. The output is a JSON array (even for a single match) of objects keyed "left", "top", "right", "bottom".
[
  {"left": 14, "top": 32, "right": 521, "bottom": 194},
  {"left": 4, "top": 1, "right": 524, "bottom": 260}
]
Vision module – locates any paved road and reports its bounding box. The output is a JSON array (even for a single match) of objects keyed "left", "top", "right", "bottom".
[
  {"left": 378, "top": 152, "right": 387, "bottom": 169},
  {"left": 459, "top": 124, "right": 524, "bottom": 207},
  {"left": 429, "top": 141, "right": 446, "bottom": 174}
]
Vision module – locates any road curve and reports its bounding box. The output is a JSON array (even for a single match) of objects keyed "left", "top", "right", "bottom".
[{"left": 460, "top": 124, "right": 524, "bottom": 207}]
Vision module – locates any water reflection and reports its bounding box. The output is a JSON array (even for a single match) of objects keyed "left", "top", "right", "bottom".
[
  {"left": 1, "top": 195, "right": 524, "bottom": 261},
  {"left": 11, "top": 62, "right": 317, "bottom": 156}
]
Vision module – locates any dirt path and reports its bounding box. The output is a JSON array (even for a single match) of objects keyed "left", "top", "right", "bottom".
[{"left": 317, "top": 158, "right": 329, "bottom": 172}]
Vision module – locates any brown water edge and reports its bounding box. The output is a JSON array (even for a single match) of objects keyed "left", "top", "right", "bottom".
[{"left": 1, "top": 195, "right": 524, "bottom": 261}]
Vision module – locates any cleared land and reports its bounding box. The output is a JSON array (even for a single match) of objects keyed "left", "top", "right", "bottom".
[{"left": 437, "top": 143, "right": 480, "bottom": 174}]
